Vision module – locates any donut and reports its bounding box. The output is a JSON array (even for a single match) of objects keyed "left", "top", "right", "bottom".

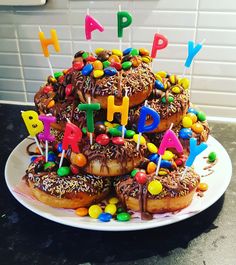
[
  {"left": 115, "top": 167, "right": 200, "bottom": 216},
  {"left": 24, "top": 160, "right": 111, "bottom": 209},
  {"left": 71, "top": 49, "right": 155, "bottom": 109}
]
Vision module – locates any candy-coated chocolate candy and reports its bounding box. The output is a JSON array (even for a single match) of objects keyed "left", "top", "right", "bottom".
[
  {"left": 44, "top": 161, "right": 55, "bottom": 170},
  {"left": 98, "top": 213, "right": 112, "bottom": 222},
  {"left": 131, "top": 169, "right": 139, "bottom": 177},
  {"left": 93, "top": 69, "right": 104, "bottom": 78},
  {"left": 122, "top": 61, "right": 132, "bottom": 70},
  {"left": 148, "top": 180, "right": 163, "bottom": 195},
  {"left": 131, "top": 56, "right": 141, "bottom": 67},
  {"left": 94, "top": 124, "right": 106, "bottom": 135},
  {"left": 197, "top": 183, "right": 208, "bottom": 192},
  {"left": 104, "top": 121, "right": 113, "bottom": 128},
  {"left": 54, "top": 71, "right": 63, "bottom": 79},
  {"left": 125, "top": 130, "right": 135, "bottom": 138},
  {"left": 155, "top": 74, "right": 163, "bottom": 82},
  {"left": 161, "top": 96, "right": 174, "bottom": 103},
  {"left": 148, "top": 153, "right": 159, "bottom": 163},
  {"left": 48, "top": 152, "right": 56, "bottom": 162},
  {"left": 147, "top": 162, "right": 156, "bottom": 174},
  {"left": 105, "top": 204, "right": 117, "bottom": 215},
  {"left": 182, "top": 116, "right": 193, "bottom": 128},
  {"left": 75, "top": 207, "right": 88, "bottom": 217},
  {"left": 123, "top": 47, "right": 132, "bottom": 55},
  {"left": 156, "top": 71, "right": 167, "bottom": 78},
  {"left": 160, "top": 160, "right": 172, "bottom": 168},
  {"left": 135, "top": 171, "right": 147, "bottom": 184},
  {"left": 169, "top": 74, "right": 178, "bottom": 84},
  {"left": 93, "top": 60, "right": 103, "bottom": 70},
  {"left": 208, "top": 152, "right": 217, "bottom": 162},
  {"left": 117, "top": 212, "right": 131, "bottom": 222},
  {"left": 162, "top": 150, "right": 174, "bottom": 161},
  {"left": 109, "top": 197, "right": 119, "bottom": 204},
  {"left": 179, "top": 128, "right": 192, "bottom": 139},
  {"left": 147, "top": 143, "right": 158, "bottom": 153},
  {"left": 108, "top": 54, "right": 121, "bottom": 63},
  {"left": 159, "top": 170, "right": 167, "bottom": 176},
  {"left": 88, "top": 205, "right": 103, "bottom": 219},
  {"left": 43, "top": 85, "right": 53, "bottom": 94},
  {"left": 186, "top": 112, "right": 198, "bottom": 123},
  {"left": 82, "top": 127, "right": 87, "bottom": 134},
  {"left": 110, "top": 62, "right": 122, "bottom": 70},
  {"left": 103, "top": 60, "right": 111, "bottom": 68},
  {"left": 70, "top": 164, "right": 79, "bottom": 174},
  {"left": 57, "top": 143, "right": 63, "bottom": 153},
  {"left": 133, "top": 134, "right": 146, "bottom": 145},
  {"left": 96, "top": 134, "right": 110, "bottom": 145},
  {"left": 130, "top": 48, "right": 139, "bottom": 56},
  {"left": 117, "top": 125, "right": 126, "bottom": 133},
  {"left": 139, "top": 48, "right": 149, "bottom": 56},
  {"left": 117, "top": 207, "right": 125, "bottom": 214},
  {"left": 175, "top": 158, "right": 183, "bottom": 166},
  {"left": 178, "top": 77, "right": 190, "bottom": 89},
  {"left": 74, "top": 50, "right": 84, "bottom": 58},
  {"left": 31, "top": 156, "right": 37, "bottom": 162},
  {"left": 155, "top": 80, "right": 164, "bottom": 90},
  {"left": 57, "top": 166, "right": 71, "bottom": 177},
  {"left": 65, "top": 84, "right": 73, "bottom": 97},
  {"left": 112, "top": 49, "right": 122, "bottom": 57},
  {"left": 112, "top": 137, "right": 124, "bottom": 145},
  {"left": 191, "top": 122, "right": 204, "bottom": 134},
  {"left": 104, "top": 67, "right": 118, "bottom": 76},
  {"left": 58, "top": 75, "right": 64, "bottom": 84},
  {"left": 82, "top": 64, "right": 93, "bottom": 76},
  {"left": 72, "top": 153, "right": 87, "bottom": 167},
  {"left": 95, "top": 47, "right": 104, "bottom": 55},
  {"left": 73, "top": 61, "right": 84, "bottom": 71},
  {"left": 197, "top": 111, "right": 206, "bottom": 122},
  {"left": 122, "top": 54, "right": 132, "bottom": 62},
  {"left": 172, "top": 86, "right": 181, "bottom": 94},
  {"left": 109, "top": 127, "right": 122, "bottom": 137},
  {"left": 188, "top": 107, "right": 198, "bottom": 115},
  {"left": 47, "top": 100, "right": 55, "bottom": 108},
  {"left": 82, "top": 52, "right": 89, "bottom": 59},
  {"left": 142, "top": 56, "right": 152, "bottom": 63},
  {"left": 86, "top": 56, "right": 97, "bottom": 62}
]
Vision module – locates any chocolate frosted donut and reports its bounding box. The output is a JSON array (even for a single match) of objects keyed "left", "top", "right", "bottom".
[{"left": 24, "top": 161, "right": 111, "bottom": 209}]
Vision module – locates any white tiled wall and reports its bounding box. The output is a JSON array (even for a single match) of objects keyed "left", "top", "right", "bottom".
[{"left": 0, "top": 0, "right": 236, "bottom": 119}]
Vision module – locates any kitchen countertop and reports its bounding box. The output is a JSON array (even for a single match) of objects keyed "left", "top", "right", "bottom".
[{"left": 0, "top": 103, "right": 235, "bottom": 265}]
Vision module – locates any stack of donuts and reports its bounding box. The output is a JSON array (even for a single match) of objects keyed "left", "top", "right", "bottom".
[{"left": 24, "top": 47, "right": 210, "bottom": 220}]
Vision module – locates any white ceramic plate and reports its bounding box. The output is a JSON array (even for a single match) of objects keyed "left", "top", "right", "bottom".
[{"left": 5, "top": 136, "right": 232, "bottom": 231}]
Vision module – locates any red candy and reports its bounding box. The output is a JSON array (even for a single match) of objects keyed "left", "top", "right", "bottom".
[
  {"left": 70, "top": 164, "right": 79, "bottom": 174},
  {"left": 43, "top": 85, "right": 53, "bottom": 94},
  {"left": 65, "top": 84, "right": 73, "bottom": 97},
  {"left": 175, "top": 158, "right": 183, "bottom": 166},
  {"left": 73, "top": 61, "right": 84, "bottom": 71},
  {"left": 34, "top": 156, "right": 45, "bottom": 163},
  {"left": 112, "top": 137, "right": 124, "bottom": 145},
  {"left": 110, "top": 62, "right": 122, "bottom": 70},
  {"left": 135, "top": 172, "right": 147, "bottom": 184},
  {"left": 96, "top": 134, "right": 110, "bottom": 146},
  {"left": 58, "top": 75, "right": 64, "bottom": 84},
  {"left": 86, "top": 56, "right": 97, "bottom": 62}
]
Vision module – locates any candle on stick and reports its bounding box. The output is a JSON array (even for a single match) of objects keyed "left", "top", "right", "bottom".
[{"left": 151, "top": 33, "right": 168, "bottom": 59}]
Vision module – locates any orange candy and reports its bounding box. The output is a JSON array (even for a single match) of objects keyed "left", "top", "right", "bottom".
[
  {"left": 131, "top": 56, "right": 141, "bottom": 67},
  {"left": 147, "top": 162, "right": 157, "bottom": 174},
  {"left": 139, "top": 48, "right": 149, "bottom": 56},
  {"left": 93, "top": 60, "right": 103, "bottom": 70},
  {"left": 198, "top": 183, "right": 208, "bottom": 191},
  {"left": 192, "top": 122, "right": 204, "bottom": 134},
  {"left": 72, "top": 153, "right": 87, "bottom": 167},
  {"left": 108, "top": 55, "right": 121, "bottom": 63},
  {"left": 75, "top": 207, "right": 88, "bottom": 217},
  {"left": 187, "top": 112, "right": 198, "bottom": 123},
  {"left": 47, "top": 100, "right": 55, "bottom": 109}
]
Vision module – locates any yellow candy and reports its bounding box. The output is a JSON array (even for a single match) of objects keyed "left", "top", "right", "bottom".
[
  {"left": 75, "top": 207, "right": 88, "bottom": 217},
  {"left": 182, "top": 116, "right": 193, "bottom": 128},
  {"left": 147, "top": 162, "right": 156, "bottom": 174},
  {"left": 187, "top": 112, "right": 198, "bottom": 123},
  {"left": 155, "top": 74, "right": 163, "bottom": 82},
  {"left": 147, "top": 143, "right": 158, "bottom": 153},
  {"left": 71, "top": 153, "right": 87, "bottom": 167},
  {"left": 172, "top": 86, "right": 181, "bottom": 94},
  {"left": 133, "top": 134, "right": 146, "bottom": 145},
  {"left": 178, "top": 77, "right": 190, "bottom": 89},
  {"left": 159, "top": 170, "right": 168, "bottom": 176},
  {"left": 47, "top": 100, "right": 55, "bottom": 108},
  {"left": 88, "top": 205, "right": 102, "bottom": 219},
  {"left": 156, "top": 71, "right": 167, "bottom": 78},
  {"left": 93, "top": 69, "right": 104, "bottom": 78},
  {"left": 104, "top": 121, "right": 113, "bottom": 128},
  {"left": 139, "top": 48, "right": 150, "bottom": 56},
  {"left": 197, "top": 182, "right": 208, "bottom": 191},
  {"left": 112, "top": 49, "right": 122, "bottom": 57},
  {"left": 148, "top": 180, "right": 163, "bottom": 195},
  {"left": 93, "top": 60, "right": 103, "bottom": 70},
  {"left": 169, "top": 74, "right": 178, "bottom": 84},
  {"left": 105, "top": 204, "right": 117, "bottom": 215},
  {"left": 142, "top": 56, "right": 152, "bottom": 64},
  {"left": 109, "top": 197, "right": 119, "bottom": 204},
  {"left": 162, "top": 150, "right": 174, "bottom": 160},
  {"left": 192, "top": 122, "right": 204, "bottom": 134},
  {"left": 95, "top": 47, "right": 104, "bottom": 55}
]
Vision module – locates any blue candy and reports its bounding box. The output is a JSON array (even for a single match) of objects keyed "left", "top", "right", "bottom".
[
  {"left": 179, "top": 128, "right": 192, "bottom": 139},
  {"left": 155, "top": 80, "right": 165, "bottom": 90},
  {"left": 104, "top": 67, "right": 118, "bottom": 76},
  {"left": 188, "top": 107, "right": 198, "bottom": 115},
  {"left": 160, "top": 160, "right": 172, "bottom": 168},
  {"left": 48, "top": 152, "right": 56, "bottom": 162},
  {"left": 82, "top": 64, "right": 93, "bottom": 76},
  {"left": 148, "top": 153, "right": 159, "bottom": 163},
  {"left": 57, "top": 143, "right": 63, "bottom": 153},
  {"left": 98, "top": 213, "right": 112, "bottom": 222},
  {"left": 31, "top": 156, "right": 37, "bottom": 162},
  {"left": 123, "top": 47, "right": 132, "bottom": 55},
  {"left": 117, "top": 125, "right": 126, "bottom": 134}
]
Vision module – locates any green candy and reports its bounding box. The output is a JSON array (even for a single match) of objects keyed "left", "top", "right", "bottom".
[
  {"left": 122, "top": 61, "right": 132, "bottom": 70},
  {"left": 208, "top": 152, "right": 217, "bottom": 162},
  {"left": 117, "top": 207, "right": 125, "bottom": 214},
  {"left": 44, "top": 162, "right": 55, "bottom": 170},
  {"left": 82, "top": 127, "right": 87, "bottom": 134},
  {"left": 130, "top": 48, "right": 139, "bottom": 56},
  {"left": 54, "top": 71, "right": 63, "bottom": 79},
  {"left": 131, "top": 169, "right": 138, "bottom": 178},
  {"left": 197, "top": 111, "right": 206, "bottom": 121},
  {"left": 103, "top": 60, "right": 111, "bottom": 68},
  {"left": 57, "top": 166, "right": 71, "bottom": 177},
  {"left": 109, "top": 127, "right": 122, "bottom": 137},
  {"left": 117, "top": 212, "right": 131, "bottom": 222},
  {"left": 161, "top": 96, "right": 174, "bottom": 103},
  {"left": 82, "top": 52, "right": 89, "bottom": 59},
  {"left": 125, "top": 129, "right": 135, "bottom": 138}
]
